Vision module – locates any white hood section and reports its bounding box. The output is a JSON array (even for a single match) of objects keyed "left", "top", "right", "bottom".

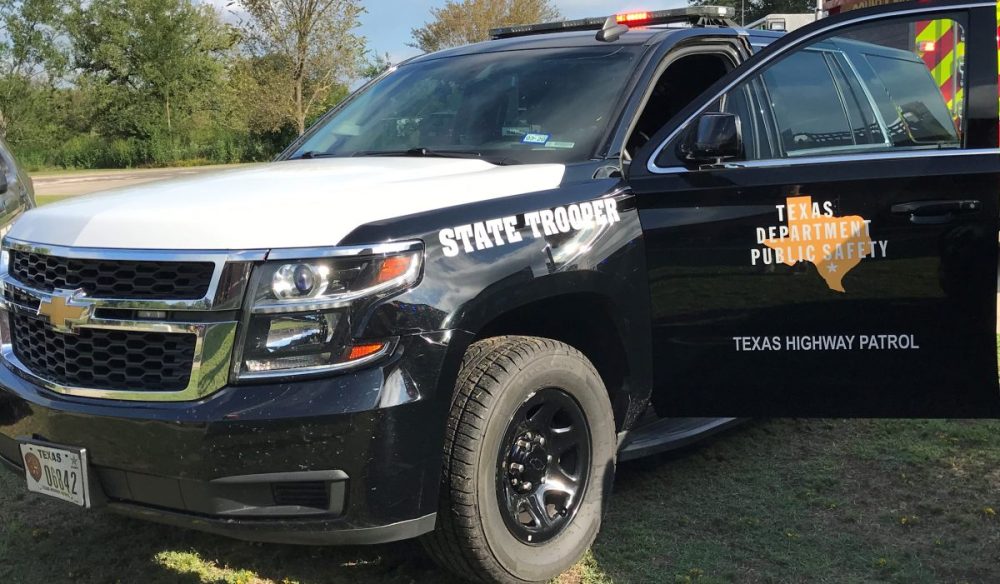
[{"left": 10, "top": 158, "right": 566, "bottom": 250}]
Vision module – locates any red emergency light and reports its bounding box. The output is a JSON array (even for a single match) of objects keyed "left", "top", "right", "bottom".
[{"left": 616, "top": 12, "right": 653, "bottom": 24}]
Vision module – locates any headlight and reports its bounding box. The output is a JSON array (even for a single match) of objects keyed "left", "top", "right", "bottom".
[{"left": 233, "top": 243, "right": 423, "bottom": 381}]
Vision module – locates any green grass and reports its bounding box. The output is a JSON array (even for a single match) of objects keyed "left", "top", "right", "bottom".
[
  {"left": 587, "top": 419, "right": 1000, "bottom": 584},
  {"left": 2, "top": 418, "right": 999, "bottom": 583}
]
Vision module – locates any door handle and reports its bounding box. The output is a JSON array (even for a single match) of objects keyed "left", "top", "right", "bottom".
[{"left": 890, "top": 199, "right": 981, "bottom": 225}]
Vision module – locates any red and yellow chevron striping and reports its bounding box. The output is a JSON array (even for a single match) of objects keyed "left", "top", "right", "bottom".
[{"left": 916, "top": 18, "right": 964, "bottom": 115}]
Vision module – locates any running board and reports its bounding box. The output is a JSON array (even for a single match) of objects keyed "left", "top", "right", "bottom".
[{"left": 617, "top": 417, "right": 742, "bottom": 461}]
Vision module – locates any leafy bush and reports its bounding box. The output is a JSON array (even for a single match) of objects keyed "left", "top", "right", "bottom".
[{"left": 13, "top": 131, "right": 288, "bottom": 172}]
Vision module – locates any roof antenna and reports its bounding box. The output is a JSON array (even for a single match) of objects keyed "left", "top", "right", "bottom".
[{"left": 596, "top": 16, "right": 629, "bottom": 42}]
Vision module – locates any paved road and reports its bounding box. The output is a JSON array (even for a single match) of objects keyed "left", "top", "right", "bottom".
[{"left": 31, "top": 165, "right": 248, "bottom": 197}]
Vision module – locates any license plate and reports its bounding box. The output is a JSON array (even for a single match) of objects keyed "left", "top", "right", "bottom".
[{"left": 19, "top": 441, "right": 90, "bottom": 508}]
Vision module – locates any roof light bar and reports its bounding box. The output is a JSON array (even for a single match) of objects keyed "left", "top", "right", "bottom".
[
  {"left": 616, "top": 12, "right": 653, "bottom": 24},
  {"left": 490, "top": 6, "right": 736, "bottom": 40}
]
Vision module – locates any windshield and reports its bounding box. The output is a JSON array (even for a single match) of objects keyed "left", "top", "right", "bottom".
[{"left": 289, "top": 46, "right": 643, "bottom": 165}]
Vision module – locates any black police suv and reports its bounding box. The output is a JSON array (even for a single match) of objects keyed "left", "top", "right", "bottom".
[{"left": 1, "top": 2, "right": 998, "bottom": 582}]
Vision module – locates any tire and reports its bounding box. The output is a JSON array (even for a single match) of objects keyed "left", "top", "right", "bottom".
[{"left": 422, "top": 336, "right": 616, "bottom": 584}]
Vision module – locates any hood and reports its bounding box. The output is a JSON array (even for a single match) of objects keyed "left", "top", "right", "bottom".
[{"left": 9, "top": 158, "right": 566, "bottom": 250}]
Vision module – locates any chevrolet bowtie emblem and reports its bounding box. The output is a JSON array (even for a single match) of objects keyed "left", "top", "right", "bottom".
[{"left": 37, "top": 291, "right": 93, "bottom": 334}]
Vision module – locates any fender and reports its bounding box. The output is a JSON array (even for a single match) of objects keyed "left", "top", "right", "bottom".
[{"left": 340, "top": 173, "right": 654, "bottom": 429}]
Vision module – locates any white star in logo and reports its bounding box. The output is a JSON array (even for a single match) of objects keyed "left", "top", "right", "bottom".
[{"left": 826, "top": 263, "right": 839, "bottom": 273}]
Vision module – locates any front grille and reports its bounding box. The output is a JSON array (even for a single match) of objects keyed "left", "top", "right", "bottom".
[
  {"left": 9, "top": 251, "right": 214, "bottom": 300},
  {"left": 3, "top": 286, "right": 39, "bottom": 310},
  {"left": 10, "top": 313, "right": 196, "bottom": 391}
]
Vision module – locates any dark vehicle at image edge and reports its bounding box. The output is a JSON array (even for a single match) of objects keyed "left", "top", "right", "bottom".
[{"left": 1, "top": 2, "right": 998, "bottom": 582}]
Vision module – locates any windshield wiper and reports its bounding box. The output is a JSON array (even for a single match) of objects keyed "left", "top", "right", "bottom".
[
  {"left": 352, "top": 147, "right": 484, "bottom": 159},
  {"left": 295, "top": 147, "right": 518, "bottom": 164},
  {"left": 290, "top": 150, "right": 340, "bottom": 160}
]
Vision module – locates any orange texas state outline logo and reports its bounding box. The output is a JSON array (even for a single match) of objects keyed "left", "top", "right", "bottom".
[{"left": 752, "top": 196, "right": 889, "bottom": 293}]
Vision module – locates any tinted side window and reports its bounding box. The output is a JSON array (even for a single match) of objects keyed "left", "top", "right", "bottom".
[
  {"left": 863, "top": 54, "right": 960, "bottom": 146},
  {"left": 657, "top": 14, "right": 967, "bottom": 169},
  {"left": 762, "top": 51, "right": 856, "bottom": 155},
  {"left": 829, "top": 54, "right": 886, "bottom": 146},
  {"left": 722, "top": 86, "right": 759, "bottom": 160}
]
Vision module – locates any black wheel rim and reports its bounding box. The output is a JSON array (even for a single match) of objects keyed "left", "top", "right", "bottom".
[{"left": 496, "top": 387, "right": 592, "bottom": 545}]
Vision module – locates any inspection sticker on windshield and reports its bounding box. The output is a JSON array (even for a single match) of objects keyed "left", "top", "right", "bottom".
[{"left": 521, "top": 133, "right": 550, "bottom": 145}]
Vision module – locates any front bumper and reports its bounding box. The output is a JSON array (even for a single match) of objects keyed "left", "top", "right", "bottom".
[{"left": 0, "top": 330, "right": 468, "bottom": 545}]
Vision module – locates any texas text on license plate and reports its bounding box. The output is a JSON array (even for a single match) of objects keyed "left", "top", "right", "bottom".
[{"left": 19, "top": 441, "right": 91, "bottom": 508}]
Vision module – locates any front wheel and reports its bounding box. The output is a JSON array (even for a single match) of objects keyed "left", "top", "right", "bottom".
[{"left": 422, "top": 336, "right": 616, "bottom": 584}]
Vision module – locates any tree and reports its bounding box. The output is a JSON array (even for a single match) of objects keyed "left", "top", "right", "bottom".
[
  {"left": 239, "top": 0, "right": 366, "bottom": 135},
  {"left": 360, "top": 51, "right": 392, "bottom": 81},
  {"left": 0, "top": 0, "right": 68, "bottom": 79},
  {"left": 0, "top": 0, "right": 71, "bottom": 140},
  {"left": 69, "top": 0, "right": 234, "bottom": 138},
  {"left": 410, "top": 0, "right": 560, "bottom": 53},
  {"left": 689, "top": 0, "right": 815, "bottom": 26}
]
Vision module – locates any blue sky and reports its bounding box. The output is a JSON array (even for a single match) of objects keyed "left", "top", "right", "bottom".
[
  {"left": 362, "top": 1, "right": 684, "bottom": 63},
  {"left": 207, "top": 1, "right": 687, "bottom": 64}
]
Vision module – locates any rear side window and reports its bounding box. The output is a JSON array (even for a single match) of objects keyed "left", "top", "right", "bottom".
[
  {"left": 863, "top": 54, "right": 960, "bottom": 146},
  {"left": 762, "top": 50, "right": 857, "bottom": 154}
]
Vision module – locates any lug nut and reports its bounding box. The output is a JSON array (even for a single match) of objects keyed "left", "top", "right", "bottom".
[
  {"left": 510, "top": 463, "right": 524, "bottom": 474},
  {"left": 536, "top": 436, "right": 545, "bottom": 446},
  {"left": 521, "top": 481, "right": 532, "bottom": 490}
]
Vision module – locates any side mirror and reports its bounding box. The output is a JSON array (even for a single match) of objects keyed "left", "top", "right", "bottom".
[{"left": 678, "top": 112, "right": 742, "bottom": 166}]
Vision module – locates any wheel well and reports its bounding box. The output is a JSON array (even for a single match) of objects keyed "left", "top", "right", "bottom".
[{"left": 474, "top": 293, "right": 632, "bottom": 429}]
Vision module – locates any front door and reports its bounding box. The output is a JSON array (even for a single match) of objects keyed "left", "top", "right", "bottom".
[{"left": 630, "top": 0, "right": 1000, "bottom": 417}]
